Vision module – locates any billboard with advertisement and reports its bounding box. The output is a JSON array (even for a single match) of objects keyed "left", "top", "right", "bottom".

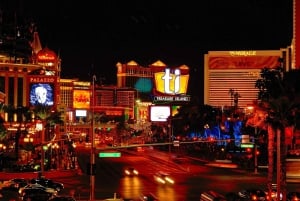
[
  {"left": 28, "top": 76, "right": 57, "bottom": 107},
  {"left": 29, "top": 83, "right": 54, "bottom": 106},
  {"left": 73, "top": 90, "right": 90, "bottom": 109},
  {"left": 149, "top": 105, "right": 171, "bottom": 122},
  {"left": 208, "top": 53, "right": 281, "bottom": 69},
  {"left": 153, "top": 68, "right": 190, "bottom": 104},
  {"left": 75, "top": 109, "right": 87, "bottom": 117}
]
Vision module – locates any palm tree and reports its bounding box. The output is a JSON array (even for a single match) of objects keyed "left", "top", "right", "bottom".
[
  {"left": 33, "top": 104, "right": 64, "bottom": 173},
  {"left": 33, "top": 104, "right": 63, "bottom": 135},
  {"left": 3, "top": 105, "right": 32, "bottom": 160},
  {"left": 255, "top": 67, "right": 300, "bottom": 201},
  {"left": 228, "top": 89, "right": 235, "bottom": 108},
  {"left": 228, "top": 89, "right": 241, "bottom": 115}
]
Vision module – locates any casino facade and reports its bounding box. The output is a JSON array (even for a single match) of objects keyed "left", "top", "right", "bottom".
[
  {"left": 204, "top": 0, "right": 300, "bottom": 110},
  {"left": 0, "top": 0, "right": 299, "bottom": 142}
]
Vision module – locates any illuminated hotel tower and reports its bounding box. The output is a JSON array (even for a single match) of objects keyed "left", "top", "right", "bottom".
[
  {"left": 293, "top": 0, "right": 300, "bottom": 69},
  {"left": 204, "top": 50, "right": 285, "bottom": 109},
  {"left": 116, "top": 60, "right": 190, "bottom": 102},
  {"left": 204, "top": 1, "right": 298, "bottom": 109}
]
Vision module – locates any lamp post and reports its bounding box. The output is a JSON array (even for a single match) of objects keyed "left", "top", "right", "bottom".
[
  {"left": 23, "top": 134, "right": 34, "bottom": 143},
  {"left": 35, "top": 120, "right": 44, "bottom": 176},
  {"left": 23, "top": 135, "right": 34, "bottom": 162},
  {"left": 168, "top": 118, "right": 172, "bottom": 154},
  {"left": 51, "top": 142, "right": 59, "bottom": 169},
  {"left": 276, "top": 129, "right": 281, "bottom": 201},
  {"left": 254, "top": 127, "right": 258, "bottom": 174},
  {"left": 0, "top": 143, "right": 7, "bottom": 152},
  {"left": 90, "top": 75, "right": 96, "bottom": 201}
]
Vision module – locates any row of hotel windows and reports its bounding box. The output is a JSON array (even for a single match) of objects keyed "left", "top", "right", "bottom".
[{"left": 0, "top": 76, "right": 24, "bottom": 107}]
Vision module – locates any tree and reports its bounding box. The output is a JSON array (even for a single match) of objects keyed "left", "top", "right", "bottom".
[
  {"left": 172, "top": 104, "right": 221, "bottom": 140},
  {"left": 33, "top": 104, "right": 63, "bottom": 129},
  {"left": 33, "top": 104, "right": 64, "bottom": 173},
  {"left": 255, "top": 67, "right": 300, "bottom": 201},
  {"left": 4, "top": 105, "right": 32, "bottom": 160},
  {"left": 228, "top": 89, "right": 241, "bottom": 115}
]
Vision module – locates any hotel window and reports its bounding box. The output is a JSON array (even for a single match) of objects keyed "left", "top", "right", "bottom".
[
  {"left": 0, "top": 76, "right": 4, "bottom": 92},
  {"left": 17, "top": 77, "right": 23, "bottom": 106},
  {"left": 8, "top": 77, "right": 14, "bottom": 105}
]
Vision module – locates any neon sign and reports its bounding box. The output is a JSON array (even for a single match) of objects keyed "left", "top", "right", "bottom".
[
  {"left": 154, "top": 68, "right": 189, "bottom": 95},
  {"left": 153, "top": 68, "right": 190, "bottom": 104}
]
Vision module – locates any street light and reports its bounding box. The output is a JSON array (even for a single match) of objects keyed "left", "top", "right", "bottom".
[
  {"left": 50, "top": 142, "right": 59, "bottom": 169},
  {"left": 35, "top": 120, "right": 45, "bottom": 176},
  {"left": 0, "top": 143, "right": 7, "bottom": 151},
  {"left": 168, "top": 116, "right": 182, "bottom": 154},
  {"left": 23, "top": 135, "right": 34, "bottom": 162},
  {"left": 23, "top": 134, "right": 34, "bottom": 143},
  {"left": 254, "top": 127, "right": 258, "bottom": 174},
  {"left": 90, "top": 75, "right": 96, "bottom": 201}
]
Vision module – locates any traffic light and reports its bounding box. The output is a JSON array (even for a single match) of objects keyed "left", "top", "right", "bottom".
[{"left": 86, "top": 163, "right": 96, "bottom": 175}]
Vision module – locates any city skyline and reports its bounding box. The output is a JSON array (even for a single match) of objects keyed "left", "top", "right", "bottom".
[{"left": 0, "top": 0, "right": 294, "bottom": 100}]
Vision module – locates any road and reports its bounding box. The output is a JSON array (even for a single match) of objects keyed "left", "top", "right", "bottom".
[
  {"left": 54, "top": 147, "right": 300, "bottom": 201},
  {"left": 1, "top": 146, "right": 299, "bottom": 201}
]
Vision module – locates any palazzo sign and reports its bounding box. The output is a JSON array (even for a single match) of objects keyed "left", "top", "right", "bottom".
[{"left": 153, "top": 68, "right": 190, "bottom": 104}]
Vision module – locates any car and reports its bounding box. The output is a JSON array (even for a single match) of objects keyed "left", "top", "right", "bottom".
[
  {"left": 21, "top": 188, "right": 56, "bottom": 201},
  {"left": 139, "top": 193, "right": 158, "bottom": 201},
  {"left": 237, "top": 188, "right": 270, "bottom": 201},
  {"left": 12, "top": 163, "right": 37, "bottom": 172},
  {"left": 18, "top": 183, "right": 58, "bottom": 197},
  {"left": 200, "top": 190, "right": 227, "bottom": 201},
  {"left": 1, "top": 178, "right": 28, "bottom": 191},
  {"left": 12, "top": 160, "right": 41, "bottom": 172},
  {"left": 48, "top": 195, "right": 77, "bottom": 201},
  {"left": 29, "top": 178, "right": 64, "bottom": 192},
  {"left": 153, "top": 171, "right": 175, "bottom": 185},
  {"left": 124, "top": 167, "right": 139, "bottom": 176},
  {"left": 287, "top": 192, "right": 300, "bottom": 201}
]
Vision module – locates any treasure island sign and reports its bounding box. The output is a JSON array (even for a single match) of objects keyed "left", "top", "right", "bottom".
[{"left": 153, "top": 68, "right": 190, "bottom": 104}]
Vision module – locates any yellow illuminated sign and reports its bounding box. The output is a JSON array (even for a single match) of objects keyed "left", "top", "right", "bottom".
[
  {"left": 154, "top": 68, "right": 189, "bottom": 95},
  {"left": 73, "top": 90, "right": 90, "bottom": 109}
]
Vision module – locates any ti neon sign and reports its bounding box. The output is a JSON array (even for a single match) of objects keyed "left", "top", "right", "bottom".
[
  {"left": 154, "top": 68, "right": 189, "bottom": 95},
  {"left": 162, "top": 69, "right": 180, "bottom": 94}
]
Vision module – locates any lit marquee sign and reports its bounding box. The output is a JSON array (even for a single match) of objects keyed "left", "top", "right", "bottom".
[
  {"left": 73, "top": 90, "right": 90, "bottom": 109},
  {"left": 153, "top": 68, "right": 190, "bottom": 103},
  {"left": 28, "top": 76, "right": 57, "bottom": 107}
]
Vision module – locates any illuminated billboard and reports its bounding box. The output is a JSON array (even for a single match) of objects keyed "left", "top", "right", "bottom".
[
  {"left": 73, "top": 90, "right": 90, "bottom": 109},
  {"left": 153, "top": 68, "right": 190, "bottom": 104},
  {"left": 28, "top": 76, "right": 57, "bottom": 107},
  {"left": 75, "top": 109, "right": 87, "bottom": 117},
  {"left": 154, "top": 68, "right": 189, "bottom": 95},
  {"left": 29, "top": 83, "right": 54, "bottom": 106},
  {"left": 149, "top": 105, "right": 171, "bottom": 122}
]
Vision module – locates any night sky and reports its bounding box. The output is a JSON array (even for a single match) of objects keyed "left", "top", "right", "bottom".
[{"left": 0, "top": 0, "right": 294, "bottom": 102}]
